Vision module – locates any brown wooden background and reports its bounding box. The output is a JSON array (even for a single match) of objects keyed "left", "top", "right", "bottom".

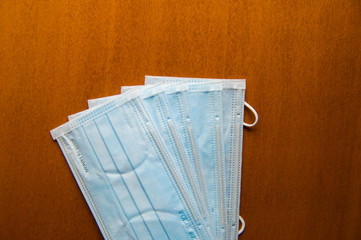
[{"left": 1, "top": 0, "right": 360, "bottom": 239}]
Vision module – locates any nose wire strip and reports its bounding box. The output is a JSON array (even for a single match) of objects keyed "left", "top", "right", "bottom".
[
  {"left": 149, "top": 129, "right": 199, "bottom": 222},
  {"left": 168, "top": 122, "right": 206, "bottom": 218},
  {"left": 188, "top": 126, "right": 207, "bottom": 200},
  {"left": 233, "top": 123, "right": 241, "bottom": 223},
  {"left": 216, "top": 125, "right": 225, "bottom": 226}
]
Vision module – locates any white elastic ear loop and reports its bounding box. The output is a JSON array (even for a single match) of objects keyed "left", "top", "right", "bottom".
[
  {"left": 243, "top": 102, "right": 258, "bottom": 127},
  {"left": 238, "top": 215, "right": 246, "bottom": 235}
]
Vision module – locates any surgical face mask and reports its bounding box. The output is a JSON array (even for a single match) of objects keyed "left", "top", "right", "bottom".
[
  {"left": 51, "top": 118, "right": 136, "bottom": 239},
  {"left": 183, "top": 80, "right": 248, "bottom": 240},
  {"left": 51, "top": 89, "right": 205, "bottom": 240},
  {"left": 87, "top": 84, "right": 214, "bottom": 239},
  {"left": 218, "top": 81, "right": 247, "bottom": 240},
  {"left": 145, "top": 76, "right": 258, "bottom": 239}
]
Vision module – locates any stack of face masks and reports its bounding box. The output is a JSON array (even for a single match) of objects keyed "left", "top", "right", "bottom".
[{"left": 50, "top": 76, "right": 258, "bottom": 240}]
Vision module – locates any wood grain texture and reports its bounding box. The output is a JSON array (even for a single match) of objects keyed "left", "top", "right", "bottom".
[{"left": 1, "top": 0, "right": 360, "bottom": 239}]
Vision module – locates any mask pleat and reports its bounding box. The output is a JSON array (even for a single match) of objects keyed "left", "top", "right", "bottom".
[
  {"left": 216, "top": 124, "right": 225, "bottom": 226},
  {"left": 169, "top": 122, "right": 206, "bottom": 218},
  {"left": 58, "top": 137, "right": 114, "bottom": 240},
  {"left": 188, "top": 126, "right": 207, "bottom": 206},
  {"left": 108, "top": 104, "right": 173, "bottom": 240},
  {"left": 93, "top": 118, "right": 155, "bottom": 239},
  {"left": 233, "top": 123, "right": 241, "bottom": 224},
  {"left": 149, "top": 128, "right": 199, "bottom": 222}
]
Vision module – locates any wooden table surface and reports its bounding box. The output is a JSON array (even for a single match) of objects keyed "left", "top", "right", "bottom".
[{"left": 1, "top": 1, "right": 360, "bottom": 239}]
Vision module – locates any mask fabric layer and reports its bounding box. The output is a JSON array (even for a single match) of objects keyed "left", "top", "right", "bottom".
[
  {"left": 164, "top": 80, "right": 247, "bottom": 240},
  {"left": 145, "top": 78, "right": 226, "bottom": 240},
  {"left": 51, "top": 125, "right": 136, "bottom": 240},
  {"left": 145, "top": 76, "right": 247, "bottom": 240},
  {"left": 151, "top": 83, "right": 222, "bottom": 239},
  {"left": 185, "top": 83, "right": 226, "bottom": 240},
  {"left": 51, "top": 90, "right": 204, "bottom": 240},
  {"left": 218, "top": 81, "right": 246, "bottom": 240},
  {"left": 90, "top": 84, "right": 214, "bottom": 239}
]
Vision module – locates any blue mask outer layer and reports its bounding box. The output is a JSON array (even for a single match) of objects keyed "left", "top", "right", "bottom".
[
  {"left": 145, "top": 76, "right": 246, "bottom": 240},
  {"left": 85, "top": 84, "right": 215, "bottom": 239},
  {"left": 187, "top": 83, "right": 226, "bottom": 240},
  {"left": 51, "top": 89, "right": 204, "bottom": 240},
  {"left": 89, "top": 83, "right": 225, "bottom": 240}
]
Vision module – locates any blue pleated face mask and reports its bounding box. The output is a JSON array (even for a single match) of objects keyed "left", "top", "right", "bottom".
[
  {"left": 145, "top": 76, "right": 258, "bottom": 239},
  {"left": 215, "top": 81, "right": 248, "bottom": 240},
  {"left": 51, "top": 89, "right": 205, "bottom": 240}
]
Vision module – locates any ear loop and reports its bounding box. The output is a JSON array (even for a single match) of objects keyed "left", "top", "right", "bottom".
[
  {"left": 238, "top": 215, "right": 246, "bottom": 235},
  {"left": 243, "top": 102, "right": 258, "bottom": 127},
  {"left": 238, "top": 102, "right": 257, "bottom": 236}
]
